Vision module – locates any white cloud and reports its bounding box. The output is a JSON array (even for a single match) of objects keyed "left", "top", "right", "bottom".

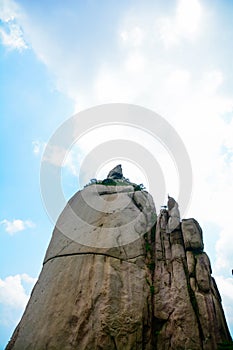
[
  {"left": 0, "top": 0, "right": 27, "bottom": 51},
  {"left": 124, "top": 51, "right": 146, "bottom": 73},
  {"left": 176, "top": 0, "right": 202, "bottom": 35},
  {"left": 1, "top": 219, "right": 35, "bottom": 235},
  {"left": 0, "top": 23, "right": 27, "bottom": 50},
  {"left": 42, "top": 142, "right": 85, "bottom": 179},
  {"left": 215, "top": 227, "right": 233, "bottom": 273},
  {"left": 164, "top": 69, "right": 191, "bottom": 92},
  {"left": 0, "top": 274, "right": 36, "bottom": 310},
  {"left": 215, "top": 276, "right": 233, "bottom": 301},
  {"left": 42, "top": 144, "right": 67, "bottom": 167},
  {"left": 0, "top": 274, "right": 37, "bottom": 328},
  {"left": 215, "top": 275, "right": 233, "bottom": 329},
  {"left": 20, "top": 273, "right": 37, "bottom": 284},
  {"left": 32, "top": 140, "right": 46, "bottom": 156},
  {"left": 201, "top": 70, "right": 224, "bottom": 95},
  {"left": 158, "top": 0, "right": 203, "bottom": 47},
  {"left": 120, "top": 25, "right": 144, "bottom": 47},
  {"left": 63, "top": 148, "right": 81, "bottom": 176},
  {"left": 0, "top": 0, "right": 18, "bottom": 22}
]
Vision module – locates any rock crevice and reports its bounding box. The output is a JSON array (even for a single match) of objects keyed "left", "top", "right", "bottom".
[{"left": 153, "top": 198, "right": 231, "bottom": 349}]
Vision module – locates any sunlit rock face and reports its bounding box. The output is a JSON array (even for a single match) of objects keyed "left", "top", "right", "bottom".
[{"left": 6, "top": 168, "right": 232, "bottom": 350}]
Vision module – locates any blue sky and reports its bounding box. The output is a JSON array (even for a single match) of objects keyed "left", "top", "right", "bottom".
[{"left": 1, "top": 0, "right": 233, "bottom": 348}]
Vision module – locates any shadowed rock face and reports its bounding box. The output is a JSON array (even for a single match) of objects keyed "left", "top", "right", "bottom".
[
  {"left": 6, "top": 174, "right": 232, "bottom": 349},
  {"left": 154, "top": 205, "right": 232, "bottom": 350},
  {"left": 107, "top": 164, "right": 123, "bottom": 179}
]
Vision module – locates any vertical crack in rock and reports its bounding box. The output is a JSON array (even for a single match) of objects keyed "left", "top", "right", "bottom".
[
  {"left": 182, "top": 254, "right": 205, "bottom": 349},
  {"left": 144, "top": 217, "right": 157, "bottom": 349},
  {"left": 153, "top": 197, "right": 232, "bottom": 350}
]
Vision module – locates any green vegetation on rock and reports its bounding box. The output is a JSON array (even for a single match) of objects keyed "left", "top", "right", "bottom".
[
  {"left": 84, "top": 178, "right": 146, "bottom": 190},
  {"left": 217, "top": 341, "right": 233, "bottom": 350}
]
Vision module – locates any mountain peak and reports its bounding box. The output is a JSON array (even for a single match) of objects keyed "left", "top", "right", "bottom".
[{"left": 107, "top": 164, "right": 123, "bottom": 179}]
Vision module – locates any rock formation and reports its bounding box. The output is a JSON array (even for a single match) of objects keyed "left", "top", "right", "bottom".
[
  {"left": 154, "top": 206, "right": 231, "bottom": 349},
  {"left": 6, "top": 167, "right": 232, "bottom": 349},
  {"left": 107, "top": 164, "right": 124, "bottom": 179}
]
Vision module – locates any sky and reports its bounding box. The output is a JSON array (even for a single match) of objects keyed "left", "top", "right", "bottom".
[{"left": 1, "top": 0, "right": 233, "bottom": 347}]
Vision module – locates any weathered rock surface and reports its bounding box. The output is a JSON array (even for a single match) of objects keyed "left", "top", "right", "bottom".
[
  {"left": 6, "top": 174, "right": 232, "bottom": 349},
  {"left": 154, "top": 197, "right": 231, "bottom": 350},
  {"left": 181, "top": 218, "right": 204, "bottom": 251},
  {"left": 8, "top": 255, "right": 151, "bottom": 350},
  {"left": 6, "top": 180, "right": 156, "bottom": 350},
  {"left": 167, "top": 195, "right": 180, "bottom": 233}
]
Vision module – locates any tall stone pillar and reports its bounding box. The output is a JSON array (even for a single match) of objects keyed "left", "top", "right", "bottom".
[{"left": 6, "top": 171, "right": 232, "bottom": 349}]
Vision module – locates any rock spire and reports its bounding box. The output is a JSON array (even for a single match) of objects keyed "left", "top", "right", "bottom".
[{"left": 107, "top": 164, "right": 123, "bottom": 179}]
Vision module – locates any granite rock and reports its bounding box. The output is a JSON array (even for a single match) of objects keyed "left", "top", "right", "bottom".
[
  {"left": 107, "top": 164, "right": 123, "bottom": 180},
  {"left": 181, "top": 218, "right": 204, "bottom": 251},
  {"left": 6, "top": 183, "right": 232, "bottom": 350}
]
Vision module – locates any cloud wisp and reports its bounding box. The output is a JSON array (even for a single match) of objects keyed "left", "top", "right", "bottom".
[
  {"left": 0, "top": 0, "right": 27, "bottom": 51},
  {"left": 0, "top": 274, "right": 37, "bottom": 330},
  {"left": 158, "top": 0, "right": 203, "bottom": 47},
  {"left": 0, "top": 274, "right": 36, "bottom": 309},
  {"left": 0, "top": 219, "right": 35, "bottom": 235}
]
